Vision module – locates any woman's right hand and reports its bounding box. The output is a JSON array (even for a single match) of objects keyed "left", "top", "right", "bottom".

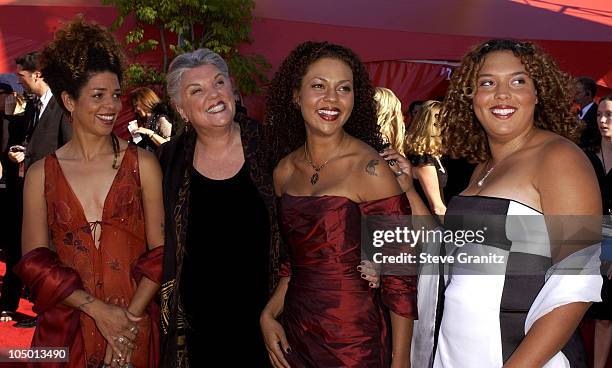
[
  {"left": 380, "top": 148, "right": 415, "bottom": 193},
  {"left": 260, "top": 311, "right": 291, "bottom": 368},
  {"left": 433, "top": 205, "right": 447, "bottom": 216}
]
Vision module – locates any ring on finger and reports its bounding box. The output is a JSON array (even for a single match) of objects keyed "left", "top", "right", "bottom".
[
  {"left": 394, "top": 170, "right": 403, "bottom": 177},
  {"left": 117, "top": 336, "right": 127, "bottom": 344},
  {"left": 129, "top": 326, "right": 138, "bottom": 334}
]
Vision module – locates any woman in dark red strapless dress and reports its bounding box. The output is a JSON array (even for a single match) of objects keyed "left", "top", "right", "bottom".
[{"left": 260, "top": 42, "right": 424, "bottom": 368}]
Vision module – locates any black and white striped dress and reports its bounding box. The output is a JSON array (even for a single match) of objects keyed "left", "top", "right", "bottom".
[{"left": 433, "top": 195, "right": 602, "bottom": 368}]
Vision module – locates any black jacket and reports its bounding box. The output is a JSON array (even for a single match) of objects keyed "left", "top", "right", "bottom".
[
  {"left": 24, "top": 95, "right": 72, "bottom": 169},
  {"left": 579, "top": 102, "right": 600, "bottom": 149}
]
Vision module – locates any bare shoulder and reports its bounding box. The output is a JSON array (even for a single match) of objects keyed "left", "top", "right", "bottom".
[
  {"left": 350, "top": 139, "right": 402, "bottom": 201},
  {"left": 536, "top": 133, "right": 591, "bottom": 175},
  {"left": 136, "top": 146, "right": 162, "bottom": 182},
  {"left": 352, "top": 139, "right": 391, "bottom": 178},
  {"left": 25, "top": 158, "right": 46, "bottom": 188},
  {"left": 136, "top": 145, "right": 159, "bottom": 166},
  {"left": 273, "top": 149, "right": 298, "bottom": 196},
  {"left": 534, "top": 132, "right": 600, "bottom": 214}
]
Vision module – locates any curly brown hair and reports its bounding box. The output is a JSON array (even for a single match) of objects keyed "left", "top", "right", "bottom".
[
  {"left": 441, "top": 39, "right": 581, "bottom": 163},
  {"left": 262, "top": 41, "right": 383, "bottom": 168},
  {"left": 40, "top": 16, "right": 125, "bottom": 112}
]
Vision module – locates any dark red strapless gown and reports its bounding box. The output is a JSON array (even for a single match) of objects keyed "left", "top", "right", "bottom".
[{"left": 278, "top": 194, "right": 417, "bottom": 368}]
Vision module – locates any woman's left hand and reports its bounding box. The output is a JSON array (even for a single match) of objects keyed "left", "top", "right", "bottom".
[
  {"left": 133, "top": 127, "right": 153, "bottom": 137},
  {"left": 102, "top": 310, "right": 140, "bottom": 367},
  {"left": 103, "top": 343, "right": 133, "bottom": 368},
  {"left": 100, "top": 297, "right": 138, "bottom": 367},
  {"left": 357, "top": 260, "right": 380, "bottom": 288}
]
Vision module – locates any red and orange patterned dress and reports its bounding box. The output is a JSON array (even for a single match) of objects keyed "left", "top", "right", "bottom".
[{"left": 27, "top": 144, "right": 158, "bottom": 367}]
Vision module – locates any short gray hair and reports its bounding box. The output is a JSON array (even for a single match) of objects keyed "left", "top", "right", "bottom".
[{"left": 166, "top": 48, "right": 229, "bottom": 104}]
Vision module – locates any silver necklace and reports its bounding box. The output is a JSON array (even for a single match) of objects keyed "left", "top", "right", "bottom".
[{"left": 477, "top": 132, "right": 532, "bottom": 187}]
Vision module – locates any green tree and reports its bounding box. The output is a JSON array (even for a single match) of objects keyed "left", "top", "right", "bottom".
[{"left": 102, "top": 0, "right": 269, "bottom": 95}]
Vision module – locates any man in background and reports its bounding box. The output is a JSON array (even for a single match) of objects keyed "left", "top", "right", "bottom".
[
  {"left": 1, "top": 52, "right": 71, "bottom": 328},
  {"left": 575, "top": 76, "right": 599, "bottom": 148}
]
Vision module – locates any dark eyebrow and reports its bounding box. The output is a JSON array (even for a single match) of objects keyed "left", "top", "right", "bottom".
[
  {"left": 91, "top": 88, "right": 121, "bottom": 92},
  {"left": 311, "top": 76, "right": 353, "bottom": 84},
  {"left": 477, "top": 71, "right": 528, "bottom": 78}
]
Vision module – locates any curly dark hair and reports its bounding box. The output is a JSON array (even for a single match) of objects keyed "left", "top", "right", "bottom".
[
  {"left": 40, "top": 16, "right": 125, "bottom": 112},
  {"left": 441, "top": 39, "right": 581, "bottom": 163},
  {"left": 262, "top": 41, "right": 383, "bottom": 168}
]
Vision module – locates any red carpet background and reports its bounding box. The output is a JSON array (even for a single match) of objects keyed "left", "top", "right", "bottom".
[{"left": 0, "top": 261, "right": 34, "bottom": 368}]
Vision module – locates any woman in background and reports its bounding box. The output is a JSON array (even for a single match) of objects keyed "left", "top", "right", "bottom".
[
  {"left": 130, "top": 87, "right": 172, "bottom": 150},
  {"left": 404, "top": 100, "right": 447, "bottom": 215},
  {"left": 374, "top": 87, "right": 406, "bottom": 155},
  {"left": 584, "top": 94, "right": 612, "bottom": 368}
]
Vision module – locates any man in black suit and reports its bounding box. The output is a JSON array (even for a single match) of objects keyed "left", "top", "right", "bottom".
[
  {"left": 9, "top": 52, "right": 72, "bottom": 169},
  {"left": 1, "top": 52, "right": 71, "bottom": 327},
  {"left": 576, "top": 76, "right": 600, "bottom": 148}
]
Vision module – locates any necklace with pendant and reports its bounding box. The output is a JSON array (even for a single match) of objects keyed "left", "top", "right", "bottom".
[
  {"left": 477, "top": 130, "right": 533, "bottom": 187},
  {"left": 304, "top": 133, "right": 345, "bottom": 185}
]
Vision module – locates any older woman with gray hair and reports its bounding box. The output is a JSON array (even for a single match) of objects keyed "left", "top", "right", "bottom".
[{"left": 158, "top": 48, "right": 280, "bottom": 367}]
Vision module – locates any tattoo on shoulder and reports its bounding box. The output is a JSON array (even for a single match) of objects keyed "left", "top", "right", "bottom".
[{"left": 366, "top": 160, "right": 379, "bottom": 176}]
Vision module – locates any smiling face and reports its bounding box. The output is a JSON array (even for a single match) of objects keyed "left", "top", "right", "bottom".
[
  {"left": 294, "top": 57, "right": 354, "bottom": 137},
  {"left": 472, "top": 51, "right": 538, "bottom": 140},
  {"left": 598, "top": 99, "right": 612, "bottom": 141},
  {"left": 63, "top": 71, "right": 122, "bottom": 136},
  {"left": 176, "top": 64, "right": 235, "bottom": 131}
]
